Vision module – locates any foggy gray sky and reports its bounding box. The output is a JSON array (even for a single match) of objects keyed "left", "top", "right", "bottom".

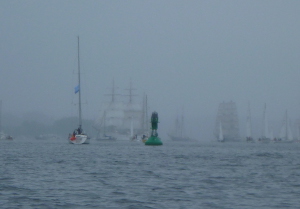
[{"left": 1, "top": 1, "right": 300, "bottom": 138}]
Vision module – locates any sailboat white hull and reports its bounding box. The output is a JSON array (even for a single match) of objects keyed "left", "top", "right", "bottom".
[{"left": 68, "top": 134, "right": 89, "bottom": 144}]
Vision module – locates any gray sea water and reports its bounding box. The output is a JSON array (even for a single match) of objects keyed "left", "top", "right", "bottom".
[{"left": 1, "top": 138, "right": 300, "bottom": 209}]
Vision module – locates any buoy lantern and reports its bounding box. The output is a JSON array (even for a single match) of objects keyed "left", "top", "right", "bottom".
[{"left": 145, "top": 111, "right": 163, "bottom": 146}]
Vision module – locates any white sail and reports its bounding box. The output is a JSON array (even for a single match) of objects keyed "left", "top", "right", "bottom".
[
  {"left": 246, "top": 103, "right": 252, "bottom": 138},
  {"left": 288, "top": 123, "right": 293, "bottom": 141},
  {"left": 262, "top": 103, "right": 270, "bottom": 139},
  {"left": 130, "top": 117, "right": 133, "bottom": 138},
  {"left": 245, "top": 102, "right": 254, "bottom": 142},
  {"left": 279, "top": 110, "right": 293, "bottom": 141},
  {"left": 219, "top": 122, "right": 224, "bottom": 142},
  {"left": 96, "top": 80, "right": 144, "bottom": 140}
]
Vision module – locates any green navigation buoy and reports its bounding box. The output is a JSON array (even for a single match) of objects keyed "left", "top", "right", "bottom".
[{"left": 145, "top": 111, "right": 163, "bottom": 146}]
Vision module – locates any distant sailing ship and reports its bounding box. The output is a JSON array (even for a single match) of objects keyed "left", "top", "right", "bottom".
[
  {"left": 95, "top": 80, "right": 148, "bottom": 141},
  {"left": 277, "top": 110, "right": 293, "bottom": 142},
  {"left": 258, "top": 103, "right": 271, "bottom": 143},
  {"left": 215, "top": 101, "right": 240, "bottom": 142},
  {"left": 168, "top": 112, "right": 192, "bottom": 141},
  {"left": 246, "top": 103, "right": 254, "bottom": 142}
]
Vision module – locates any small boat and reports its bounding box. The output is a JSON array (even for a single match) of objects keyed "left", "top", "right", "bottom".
[
  {"left": 68, "top": 37, "right": 89, "bottom": 145},
  {"left": 141, "top": 134, "right": 148, "bottom": 143},
  {"left": 0, "top": 132, "right": 13, "bottom": 140}
]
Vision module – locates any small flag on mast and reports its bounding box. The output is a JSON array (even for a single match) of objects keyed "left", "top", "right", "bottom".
[{"left": 74, "top": 85, "right": 80, "bottom": 94}]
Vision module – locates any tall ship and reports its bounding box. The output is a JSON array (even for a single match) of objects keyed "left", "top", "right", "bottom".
[
  {"left": 214, "top": 101, "right": 240, "bottom": 142},
  {"left": 95, "top": 80, "right": 148, "bottom": 141}
]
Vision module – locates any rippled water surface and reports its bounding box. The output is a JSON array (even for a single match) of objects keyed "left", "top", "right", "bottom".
[{"left": 1, "top": 138, "right": 300, "bottom": 208}]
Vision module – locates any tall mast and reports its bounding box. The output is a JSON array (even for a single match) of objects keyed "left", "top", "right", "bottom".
[
  {"left": 246, "top": 102, "right": 252, "bottom": 138},
  {"left": 105, "top": 79, "right": 119, "bottom": 105},
  {"left": 145, "top": 94, "right": 148, "bottom": 132},
  {"left": 0, "top": 100, "right": 2, "bottom": 133},
  {"left": 77, "top": 36, "right": 82, "bottom": 128},
  {"left": 142, "top": 94, "right": 148, "bottom": 132},
  {"left": 262, "top": 103, "right": 268, "bottom": 138},
  {"left": 181, "top": 107, "right": 184, "bottom": 138},
  {"left": 111, "top": 79, "right": 115, "bottom": 103},
  {"left": 125, "top": 80, "right": 137, "bottom": 104},
  {"left": 285, "top": 110, "right": 288, "bottom": 140}
]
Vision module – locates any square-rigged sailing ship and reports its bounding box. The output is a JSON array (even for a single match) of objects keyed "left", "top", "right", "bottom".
[{"left": 215, "top": 101, "right": 240, "bottom": 142}]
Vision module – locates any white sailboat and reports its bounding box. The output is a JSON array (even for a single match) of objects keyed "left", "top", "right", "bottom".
[
  {"left": 246, "top": 103, "right": 254, "bottom": 142},
  {"left": 68, "top": 37, "right": 89, "bottom": 145},
  {"left": 278, "top": 110, "right": 293, "bottom": 142},
  {"left": 0, "top": 100, "right": 13, "bottom": 140},
  {"left": 218, "top": 122, "right": 224, "bottom": 142},
  {"left": 258, "top": 103, "right": 271, "bottom": 142}
]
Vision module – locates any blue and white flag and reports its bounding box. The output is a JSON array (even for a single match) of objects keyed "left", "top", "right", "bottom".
[{"left": 74, "top": 85, "right": 80, "bottom": 94}]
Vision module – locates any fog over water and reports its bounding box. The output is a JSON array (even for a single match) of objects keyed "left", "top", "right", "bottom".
[{"left": 1, "top": 1, "right": 300, "bottom": 140}]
